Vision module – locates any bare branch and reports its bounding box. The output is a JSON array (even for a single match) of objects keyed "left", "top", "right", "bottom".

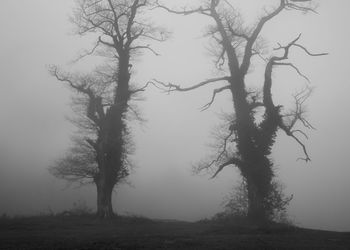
[
  {"left": 130, "top": 45, "right": 160, "bottom": 56},
  {"left": 293, "top": 43, "right": 328, "bottom": 56},
  {"left": 198, "top": 121, "right": 238, "bottom": 177},
  {"left": 240, "top": 0, "right": 285, "bottom": 75},
  {"left": 274, "top": 62, "right": 310, "bottom": 82},
  {"left": 285, "top": 87, "right": 314, "bottom": 130},
  {"left": 279, "top": 123, "right": 311, "bottom": 162},
  {"left": 72, "top": 39, "right": 101, "bottom": 63},
  {"left": 273, "top": 34, "right": 328, "bottom": 62},
  {"left": 98, "top": 36, "right": 115, "bottom": 48},
  {"left": 286, "top": 0, "right": 318, "bottom": 14},
  {"left": 200, "top": 85, "right": 231, "bottom": 111},
  {"left": 227, "top": 24, "right": 249, "bottom": 41},
  {"left": 73, "top": 0, "right": 167, "bottom": 60},
  {"left": 252, "top": 49, "right": 268, "bottom": 62},
  {"left": 263, "top": 34, "right": 325, "bottom": 112},
  {"left": 211, "top": 157, "right": 241, "bottom": 179},
  {"left": 151, "top": 77, "right": 230, "bottom": 92},
  {"left": 126, "top": 0, "right": 142, "bottom": 45},
  {"left": 49, "top": 65, "right": 105, "bottom": 125},
  {"left": 106, "top": 0, "right": 123, "bottom": 40},
  {"left": 49, "top": 65, "right": 92, "bottom": 95},
  {"left": 278, "top": 87, "right": 314, "bottom": 162},
  {"left": 291, "top": 129, "right": 309, "bottom": 139},
  {"left": 128, "top": 80, "right": 162, "bottom": 95},
  {"left": 128, "top": 104, "right": 146, "bottom": 123},
  {"left": 272, "top": 33, "right": 302, "bottom": 61},
  {"left": 215, "top": 46, "right": 226, "bottom": 69},
  {"left": 154, "top": 0, "right": 210, "bottom": 16},
  {"left": 139, "top": 33, "right": 168, "bottom": 42}
]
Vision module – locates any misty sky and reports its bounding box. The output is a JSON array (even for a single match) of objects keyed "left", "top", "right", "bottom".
[{"left": 0, "top": 0, "right": 349, "bottom": 231}]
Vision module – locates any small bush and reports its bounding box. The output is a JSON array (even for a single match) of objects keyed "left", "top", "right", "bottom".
[{"left": 222, "top": 178, "right": 293, "bottom": 224}]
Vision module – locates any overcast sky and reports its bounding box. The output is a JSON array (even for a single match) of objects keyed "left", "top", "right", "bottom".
[{"left": 0, "top": 0, "right": 349, "bottom": 231}]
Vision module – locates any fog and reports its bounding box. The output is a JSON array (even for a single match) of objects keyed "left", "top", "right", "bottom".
[{"left": 0, "top": 0, "right": 349, "bottom": 231}]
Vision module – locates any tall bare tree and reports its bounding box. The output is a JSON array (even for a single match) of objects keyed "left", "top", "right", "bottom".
[
  {"left": 154, "top": 0, "right": 326, "bottom": 223},
  {"left": 51, "top": 0, "right": 166, "bottom": 218}
]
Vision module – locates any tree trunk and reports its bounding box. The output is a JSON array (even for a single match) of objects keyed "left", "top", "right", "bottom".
[
  {"left": 93, "top": 52, "right": 130, "bottom": 220},
  {"left": 244, "top": 157, "right": 273, "bottom": 224},
  {"left": 246, "top": 180, "right": 267, "bottom": 223},
  {"left": 96, "top": 177, "right": 114, "bottom": 219}
]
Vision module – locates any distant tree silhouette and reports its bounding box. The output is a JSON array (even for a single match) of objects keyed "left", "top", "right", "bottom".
[
  {"left": 50, "top": 0, "right": 167, "bottom": 219},
  {"left": 154, "top": 0, "right": 326, "bottom": 223}
]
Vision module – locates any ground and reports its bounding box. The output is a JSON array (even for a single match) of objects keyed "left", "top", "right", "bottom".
[{"left": 0, "top": 215, "right": 349, "bottom": 249}]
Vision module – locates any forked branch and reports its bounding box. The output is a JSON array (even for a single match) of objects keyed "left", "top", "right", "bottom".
[{"left": 279, "top": 122, "right": 311, "bottom": 162}]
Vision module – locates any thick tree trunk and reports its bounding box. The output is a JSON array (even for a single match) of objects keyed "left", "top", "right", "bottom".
[
  {"left": 246, "top": 178, "right": 268, "bottom": 223},
  {"left": 229, "top": 77, "right": 268, "bottom": 223},
  {"left": 96, "top": 177, "right": 115, "bottom": 218},
  {"left": 93, "top": 52, "right": 130, "bottom": 220},
  {"left": 228, "top": 73, "right": 277, "bottom": 224},
  {"left": 244, "top": 157, "right": 274, "bottom": 224}
]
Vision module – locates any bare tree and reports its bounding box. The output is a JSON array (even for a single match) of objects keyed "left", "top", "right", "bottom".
[
  {"left": 50, "top": 0, "right": 166, "bottom": 218},
  {"left": 154, "top": 0, "right": 326, "bottom": 223}
]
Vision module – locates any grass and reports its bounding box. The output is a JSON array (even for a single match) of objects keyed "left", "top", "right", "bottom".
[{"left": 0, "top": 214, "right": 349, "bottom": 249}]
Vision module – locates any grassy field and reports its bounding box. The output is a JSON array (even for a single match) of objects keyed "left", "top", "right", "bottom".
[{"left": 0, "top": 215, "right": 349, "bottom": 249}]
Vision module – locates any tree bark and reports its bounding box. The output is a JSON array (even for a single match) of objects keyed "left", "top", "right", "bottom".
[
  {"left": 96, "top": 175, "right": 114, "bottom": 218},
  {"left": 93, "top": 105, "right": 125, "bottom": 219},
  {"left": 245, "top": 164, "right": 273, "bottom": 223},
  {"left": 239, "top": 146, "right": 274, "bottom": 223},
  {"left": 247, "top": 181, "right": 265, "bottom": 223}
]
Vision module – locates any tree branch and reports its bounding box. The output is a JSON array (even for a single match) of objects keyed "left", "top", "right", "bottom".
[
  {"left": 279, "top": 122, "right": 311, "bottom": 162},
  {"left": 106, "top": 0, "right": 123, "bottom": 41},
  {"left": 49, "top": 66, "right": 104, "bottom": 125},
  {"left": 293, "top": 43, "right": 328, "bottom": 56},
  {"left": 98, "top": 36, "right": 115, "bottom": 48},
  {"left": 211, "top": 157, "right": 242, "bottom": 179},
  {"left": 274, "top": 62, "right": 310, "bottom": 82},
  {"left": 130, "top": 45, "right": 160, "bottom": 56},
  {"left": 200, "top": 85, "right": 231, "bottom": 111},
  {"left": 72, "top": 38, "right": 101, "bottom": 63},
  {"left": 128, "top": 80, "right": 162, "bottom": 95},
  {"left": 240, "top": 0, "right": 285, "bottom": 75},
  {"left": 154, "top": 0, "right": 211, "bottom": 16},
  {"left": 151, "top": 76, "right": 230, "bottom": 92},
  {"left": 278, "top": 87, "right": 314, "bottom": 162},
  {"left": 286, "top": 0, "right": 318, "bottom": 13}
]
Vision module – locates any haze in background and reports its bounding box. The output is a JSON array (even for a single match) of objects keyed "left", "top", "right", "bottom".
[{"left": 0, "top": 0, "right": 349, "bottom": 231}]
